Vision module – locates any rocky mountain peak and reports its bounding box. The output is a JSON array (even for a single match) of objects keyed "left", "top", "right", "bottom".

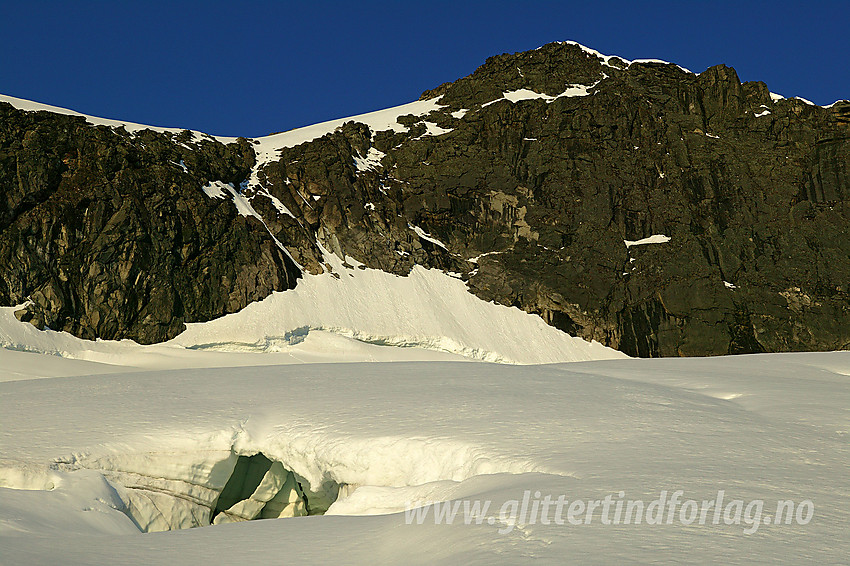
[
  {"left": 421, "top": 41, "right": 616, "bottom": 106},
  {"left": 1, "top": 42, "right": 848, "bottom": 355}
]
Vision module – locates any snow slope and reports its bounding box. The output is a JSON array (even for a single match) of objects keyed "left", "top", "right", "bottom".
[
  {"left": 0, "top": 325, "right": 471, "bottom": 382},
  {"left": 0, "top": 248, "right": 622, "bottom": 375},
  {"left": 172, "top": 251, "right": 621, "bottom": 364},
  {"left": 0, "top": 352, "right": 847, "bottom": 564},
  {"left": 252, "top": 97, "right": 446, "bottom": 150}
]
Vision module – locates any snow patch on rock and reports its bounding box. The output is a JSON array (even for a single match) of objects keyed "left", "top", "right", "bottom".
[
  {"left": 409, "top": 224, "right": 449, "bottom": 250},
  {"left": 553, "top": 41, "right": 694, "bottom": 74},
  {"left": 624, "top": 234, "right": 671, "bottom": 247},
  {"left": 354, "top": 147, "right": 386, "bottom": 172},
  {"left": 482, "top": 83, "right": 596, "bottom": 108}
]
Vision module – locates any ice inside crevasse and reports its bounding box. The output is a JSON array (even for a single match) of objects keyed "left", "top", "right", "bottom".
[{"left": 87, "top": 451, "right": 342, "bottom": 533}]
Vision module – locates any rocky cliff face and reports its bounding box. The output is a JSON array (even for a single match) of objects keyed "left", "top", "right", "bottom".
[
  {"left": 2, "top": 42, "right": 849, "bottom": 355},
  {"left": 0, "top": 108, "right": 299, "bottom": 343}
]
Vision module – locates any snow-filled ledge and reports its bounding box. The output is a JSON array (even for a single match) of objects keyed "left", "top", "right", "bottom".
[
  {"left": 624, "top": 234, "right": 671, "bottom": 248},
  {"left": 481, "top": 83, "right": 596, "bottom": 108}
]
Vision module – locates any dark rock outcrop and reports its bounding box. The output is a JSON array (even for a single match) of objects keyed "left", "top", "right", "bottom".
[
  {"left": 2, "top": 42, "right": 849, "bottom": 355},
  {"left": 0, "top": 107, "right": 299, "bottom": 343}
]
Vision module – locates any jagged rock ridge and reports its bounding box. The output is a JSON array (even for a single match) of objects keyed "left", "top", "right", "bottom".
[{"left": 1, "top": 41, "right": 848, "bottom": 355}]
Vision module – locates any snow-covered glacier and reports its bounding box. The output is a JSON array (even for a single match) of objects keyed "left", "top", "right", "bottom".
[{"left": 1, "top": 348, "right": 848, "bottom": 564}]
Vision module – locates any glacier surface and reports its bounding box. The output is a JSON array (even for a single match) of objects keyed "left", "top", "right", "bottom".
[{"left": 1, "top": 350, "right": 848, "bottom": 564}]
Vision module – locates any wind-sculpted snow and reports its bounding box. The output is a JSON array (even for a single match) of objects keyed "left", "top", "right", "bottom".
[{"left": 0, "top": 304, "right": 472, "bottom": 379}]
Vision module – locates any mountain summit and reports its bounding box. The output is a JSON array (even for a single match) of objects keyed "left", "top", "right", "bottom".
[{"left": 1, "top": 42, "right": 848, "bottom": 356}]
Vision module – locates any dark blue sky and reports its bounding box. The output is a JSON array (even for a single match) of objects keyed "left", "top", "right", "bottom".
[{"left": 2, "top": 1, "right": 847, "bottom": 138}]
